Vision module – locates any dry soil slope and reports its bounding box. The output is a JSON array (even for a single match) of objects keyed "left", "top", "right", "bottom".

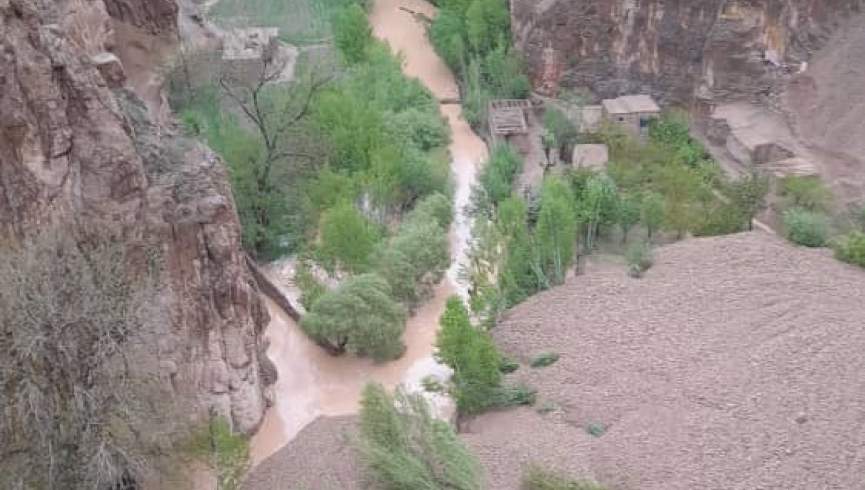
[
  {"left": 244, "top": 233, "right": 865, "bottom": 489},
  {"left": 472, "top": 232, "right": 865, "bottom": 489}
]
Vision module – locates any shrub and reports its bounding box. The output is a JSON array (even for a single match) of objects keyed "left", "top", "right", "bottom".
[
  {"left": 692, "top": 203, "right": 744, "bottom": 237},
  {"left": 358, "top": 383, "right": 483, "bottom": 490},
  {"left": 530, "top": 352, "right": 560, "bottom": 368},
  {"left": 301, "top": 274, "right": 407, "bottom": 361},
  {"left": 499, "top": 357, "right": 520, "bottom": 373},
  {"left": 780, "top": 176, "right": 832, "bottom": 212},
  {"left": 832, "top": 231, "right": 865, "bottom": 268},
  {"left": 187, "top": 415, "right": 249, "bottom": 490},
  {"left": 616, "top": 193, "right": 642, "bottom": 243},
  {"left": 585, "top": 423, "right": 606, "bottom": 438},
  {"left": 625, "top": 240, "right": 653, "bottom": 278},
  {"left": 0, "top": 230, "right": 173, "bottom": 489},
  {"left": 521, "top": 465, "right": 606, "bottom": 490},
  {"left": 783, "top": 207, "right": 829, "bottom": 247}
]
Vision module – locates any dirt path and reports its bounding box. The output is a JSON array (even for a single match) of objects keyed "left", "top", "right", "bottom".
[{"left": 248, "top": 0, "right": 487, "bottom": 465}]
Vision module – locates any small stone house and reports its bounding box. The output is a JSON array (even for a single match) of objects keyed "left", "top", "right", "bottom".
[{"left": 601, "top": 95, "right": 661, "bottom": 138}]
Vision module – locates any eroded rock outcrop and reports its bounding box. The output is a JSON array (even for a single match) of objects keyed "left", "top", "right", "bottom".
[
  {"left": 0, "top": 0, "right": 270, "bottom": 433},
  {"left": 514, "top": 0, "right": 862, "bottom": 106}
]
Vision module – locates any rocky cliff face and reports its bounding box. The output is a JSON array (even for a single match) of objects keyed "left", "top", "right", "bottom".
[
  {"left": 514, "top": 0, "right": 862, "bottom": 107},
  {"left": 0, "top": 0, "right": 271, "bottom": 433}
]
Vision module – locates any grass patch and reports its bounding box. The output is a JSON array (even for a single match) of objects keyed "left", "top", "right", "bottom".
[
  {"left": 530, "top": 352, "right": 560, "bottom": 368},
  {"left": 585, "top": 423, "right": 606, "bottom": 438},
  {"left": 521, "top": 465, "right": 606, "bottom": 490},
  {"left": 209, "top": 0, "right": 359, "bottom": 45},
  {"left": 499, "top": 356, "right": 520, "bottom": 373},
  {"left": 832, "top": 231, "right": 865, "bottom": 268}
]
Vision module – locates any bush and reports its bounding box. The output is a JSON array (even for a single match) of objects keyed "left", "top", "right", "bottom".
[
  {"left": 832, "top": 231, "right": 865, "bottom": 267},
  {"left": 780, "top": 176, "right": 832, "bottom": 212},
  {"left": 783, "top": 207, "right": 829, "bottom": 247},
  {"left": 358, "top": 383, "right": 483, "bottom": 490},
  {"left": 692, "top": 203, "right": 745, "bottom": 237},
  {"left": 0, "top": 230, "right": 173, "bottom": 489},
  {"left": 301, "top": 274, "right": 407, "bottom": 361},
  {"left": 499, "top": 357, "right": 520, "bottom": 373},
  {"left": 530, "top": 352, "right": 560, "bottom": 368},
  {"left": 187, "top": 415, "right": 249, "bottom": 490},
  {"left": 625, "top": 240, "right": 653, "bottom": 278},
  {"left": 521, "top": 465, "right": 606, "bottom": 490}
]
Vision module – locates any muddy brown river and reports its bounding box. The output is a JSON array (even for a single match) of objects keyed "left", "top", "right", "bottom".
[{"left": 248, "top": 0, "right": 487, "bottom": 465}]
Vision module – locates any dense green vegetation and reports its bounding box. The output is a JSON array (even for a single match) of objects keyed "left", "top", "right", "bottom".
[
  {"left": 463, "top": 116, "right": 765, "bottom": 324},
  {"left": 358, "top": 383, "right": 483, "bottom": 489},
  {"left": 170, "top": 2, "right": 457, "bottom": 360},
  {"left": 429, "top": 0, "right": 530, "bottom": 127}
]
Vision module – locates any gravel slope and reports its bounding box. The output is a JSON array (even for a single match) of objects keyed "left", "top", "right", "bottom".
[
  {"left": 245, "top": 233, "right": 865, "bottom": 489},
  {"left": 475, "top": 232, "right": 865, "bottom": 489}
]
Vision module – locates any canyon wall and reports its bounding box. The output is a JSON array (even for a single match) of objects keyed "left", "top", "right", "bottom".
[
  {"left": 514, "top": 0, "right": 862, "bottom": 107},
  {"left": 0, "top": 0, "right": 271, "bottom": 433}
]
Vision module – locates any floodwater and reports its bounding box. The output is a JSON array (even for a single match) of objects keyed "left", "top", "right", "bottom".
[{"left": 248, "top": 0, "right": 488, "bottom": 465}]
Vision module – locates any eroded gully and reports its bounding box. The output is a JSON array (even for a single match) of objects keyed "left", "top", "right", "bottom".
[{"left": 248, "top": 0, "right": 488, "bottom": 464}]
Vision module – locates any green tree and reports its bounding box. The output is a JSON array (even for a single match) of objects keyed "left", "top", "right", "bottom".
[
  {"left": 580, "top": 174, "right": 618, "bottom": 250},
  {"left": 728, "top": 171, "right": 769, "bottom": 230},
  {"left": 332, "top": 4, "right": 373, "bottom": 64},
  {"left": 435, "top": 297, "right": 503, "bottom": 414},
  {"left": 479, "top": 143, "right": 523, "bottom": 209},
  {"left": 657, "top": 164, "right": 701, "bottom": 239},
  {"left": 376, "top": 218, "right": 450, "bottom": 309},
  {"left": 301, "top": 274, "right": 407, "bottom": 361},
  {"left": 616, "top": 193, "right": 641, "bottom": 243},
  {"left": 536, "top": 177, "right": 578, "bottom": 284},
  {"left": 407, "top": 192, "right": 454, "bottom": 229},
  {"left": 318, "top": 201, "right": 379, "bottom": 274},
  {"left": 543, "top": 107, "right": 577, "bottom": 161},
  {"left": 358, "top": 383, "right": 483, "bottom": 490},
  {"left": 641, "top": 191, "right": 665, "bottom": 241}
]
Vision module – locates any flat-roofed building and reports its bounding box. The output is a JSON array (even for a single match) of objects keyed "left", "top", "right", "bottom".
[{"left": 601, "top": 94, "right": 660, "bottom": 138}]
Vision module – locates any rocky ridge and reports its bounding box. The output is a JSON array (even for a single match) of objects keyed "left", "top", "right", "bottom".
[{"left": 0, "top": 0, "right": 271, "bottom": 433}]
